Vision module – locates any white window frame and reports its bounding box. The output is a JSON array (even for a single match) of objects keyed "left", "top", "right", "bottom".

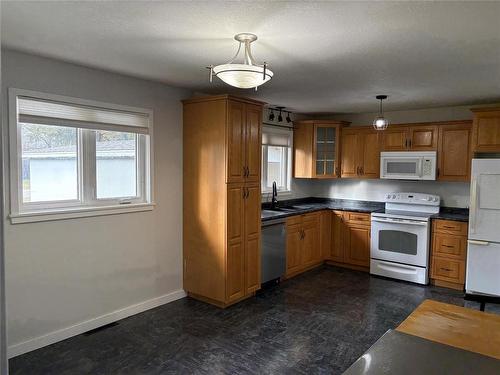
[
  {"left": 8, "top": 88, "right": 155, "bottom": 224},
  {"left": 261, "top": 126, "right": 293, "bottom": 195}
]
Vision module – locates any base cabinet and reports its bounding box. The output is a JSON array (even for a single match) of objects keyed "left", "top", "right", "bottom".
[
  {"left": 329, "top": 211, "right": 371, "bottom": 270},
  {"left": 430, "top": 219, "right": 468, "bottom": 290},
  {"left": 285, "top": 212, "right": 320, "bottom": 277},
  {"left": 471, "top": 107, "right": 500, "bottom": 153}
]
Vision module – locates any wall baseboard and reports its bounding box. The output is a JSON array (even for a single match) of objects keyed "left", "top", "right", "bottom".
[{"left": 8, "top": 289, "right": 186, "bottom": 358}]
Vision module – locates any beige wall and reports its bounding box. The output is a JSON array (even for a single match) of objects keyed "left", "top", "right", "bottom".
[{"left": 2, "top": 50, "right": 191, "bottom": 356}]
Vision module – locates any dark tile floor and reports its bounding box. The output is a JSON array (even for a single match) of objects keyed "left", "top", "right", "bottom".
[{"left": 9, "top": 266, "right": 500, "bottom": 375}]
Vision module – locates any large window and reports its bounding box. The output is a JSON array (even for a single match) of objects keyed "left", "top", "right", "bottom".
[
  {"left": 9, "top": 89, "right": 153, "bottom": 222},
  {"left": 261, "top": 126, "right": 292, "bottom": 193}
]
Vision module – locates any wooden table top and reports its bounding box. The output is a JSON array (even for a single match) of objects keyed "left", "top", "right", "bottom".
[{"left": 397, "top": 299, "right": 500, "bottom": 360}]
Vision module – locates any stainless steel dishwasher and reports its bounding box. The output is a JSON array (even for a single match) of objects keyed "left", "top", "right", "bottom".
[{"left": 261, "top": 218, "right": 286, "bottom": 284}]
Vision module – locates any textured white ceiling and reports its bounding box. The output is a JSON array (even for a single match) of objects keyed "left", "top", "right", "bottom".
[{"left": 2, "top": 1, "right": 500, "bottom": 113}]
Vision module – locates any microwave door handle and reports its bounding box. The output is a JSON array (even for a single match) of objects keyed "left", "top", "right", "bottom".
[{"left": 417, "top": 159, "right": 423, "bottom": 178}]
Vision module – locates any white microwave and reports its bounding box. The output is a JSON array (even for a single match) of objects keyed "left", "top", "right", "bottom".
[{"left": 380, "top": 151, "right": 437, "bottom": 180}]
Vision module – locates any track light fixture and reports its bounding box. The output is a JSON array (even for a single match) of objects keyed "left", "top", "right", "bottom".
[
  {"left": 267, "top": 106, "right": 293, "bottom": 124},
  {"left": 268, "top": 109, "right": 275, "bottom": 122}
]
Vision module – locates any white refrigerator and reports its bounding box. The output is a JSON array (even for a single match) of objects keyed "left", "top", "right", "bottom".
[{"left": 466, "top": 159, "right": 500, "bottom": 296}]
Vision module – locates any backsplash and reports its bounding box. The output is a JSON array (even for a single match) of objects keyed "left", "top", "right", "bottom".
[{"left": 307, "top": 179, "right": 470, "bottom": 208}]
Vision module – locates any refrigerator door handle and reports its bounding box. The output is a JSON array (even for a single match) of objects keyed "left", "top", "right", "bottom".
[
  {"left": 469, "top": 177, "right": 478, "bottom": 234},
  {"left": 468, "top": 240, "right": 490, "bottom": 246}
]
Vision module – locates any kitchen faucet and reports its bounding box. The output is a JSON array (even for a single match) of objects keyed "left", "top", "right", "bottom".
[{"left": 271, "top": 181, "right": 278, "bottom": 209}]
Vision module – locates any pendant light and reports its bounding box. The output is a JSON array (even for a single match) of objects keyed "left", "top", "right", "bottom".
[
  {"left": 207, "top": 33, "right": 274, "bottom": 89},
  {"left": 373, "top": 95, "right": 389, "bottom": 130}
]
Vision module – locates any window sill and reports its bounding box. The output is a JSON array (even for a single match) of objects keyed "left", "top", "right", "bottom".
[{"left": 9, "top": 203, "right": 155, "bottom": 224}]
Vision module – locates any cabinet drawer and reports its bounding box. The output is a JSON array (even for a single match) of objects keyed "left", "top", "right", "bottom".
[
  {"left": 433, "top": 233, "right": 467, "bottom": 260},
  {"left": 344, "top": 212, "right": 371, "bottom": 226},
  {"left": 286, "top": 215, "right": 302, "bottom": 226},
  {"left": 302, "top": 212, "right": 320, "bottom": 225},
  {"left": 433, "top": 220, "right": 468, "bottom": 236},
  {"left": 431, "top": 257, "right": 465, "bottom": 284}
]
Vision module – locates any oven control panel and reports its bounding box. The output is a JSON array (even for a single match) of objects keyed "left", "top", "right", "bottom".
[{"left": 384, "top": 192, "right": 440, "bottom": 206}]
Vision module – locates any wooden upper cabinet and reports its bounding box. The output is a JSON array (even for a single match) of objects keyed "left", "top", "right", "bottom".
[
  {"left": 361, "top": 131, "right": 381, "bottom": 178},
  {"left": 409, "top": 125, "right": 438, "bottom": 150},
  {"left": 226, "top": 100, "right": 262, "bottom": 183},
  {"left": 341, "top": 127, "right": 380, "bottom": 179},
  {"left": 382, "top": 124, "right": 438, "bottom": 151},
  {"left": 293, "top": 120, "right": 349, "bottom": 178},
  {"left": 471, "top": 107, "right": 500, "bottom": 152},
  {"left": 226, "top": 101, "right": 246, "bottom": 183},
  {"left": 382, "top": 127, "right": 409, "bottom": 151},
  {"left": 245, "top": 104, "right": 262, "bottom": 182},
  {"left": 437, "top": 121, "right": 472, "bottom": 182},
  {"left": 340, "top": 130, "right": 359, "bottom": 178}
]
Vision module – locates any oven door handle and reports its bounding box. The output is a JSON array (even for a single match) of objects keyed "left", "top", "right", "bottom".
[{"left": 371, "top": 217, "right": 428, "bottom": 226}]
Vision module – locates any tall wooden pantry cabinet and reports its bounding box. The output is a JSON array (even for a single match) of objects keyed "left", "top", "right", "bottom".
[{"left": 183, "top": 95, "right": 265, "bottom": 307}]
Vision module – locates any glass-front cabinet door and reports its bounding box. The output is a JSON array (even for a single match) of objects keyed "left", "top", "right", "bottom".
[{"left": 314, "top": 124, "right": 340, "bottom": 178}]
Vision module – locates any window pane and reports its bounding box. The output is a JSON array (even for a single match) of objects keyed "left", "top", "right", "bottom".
[
  {"left": 96, "top": 130, "right": 137, "bottom": 199},
  {"left": 266, "top": 146, "right": 284, "bottom": 188},
  {"left": 21, "top": 123, "right": 78, "bottom": 202}
]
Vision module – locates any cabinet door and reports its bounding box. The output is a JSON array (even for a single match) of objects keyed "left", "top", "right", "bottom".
[
  {"left": 302, "top": 219, "right": 320, "bottom": 266},
  {"left": 314, "top": 125, "right": 339, "bottom": 178},
  {"left": 331, "top": 211, "right": 344, "bottom": 262},
  {"left": 438, "top": 123, "right": 472, "bottom": 181},
  {"left": 360, "top": 131, "right": 380, "bottom": 178},
  {"left": 319, "top": 210, "right": 332, "bottom": 260},
  {"left": 286, "top": 224, "right": 303, "bottom": 275},
  {"left": 409, "top": 126, "right": 438, "bottom": 150},
  {"left": 227, "top": 101, "right": 246, "bottom": 183},
  {"left": 245, "top": 104, "right": 262, "bottom": 183},
  {"left": 293, "top": 122, "right": 314, "bottom": 178},
  {"left": 382, "top": 127, "right": 409, "bottom": 151},
  {"left": 472, "top": 110, "right": 500, "bottom": 152},
  {"left": 244, "top": 184, "right": 261, "bottom": 293},
  {"left": 226, "top": 185, "right": 245, "bottom": 302},
  {"left": 344, "top": 224, "right": 370, "bottom": 267},
  {"left": 340, "top": 130, "right": 359, "bottom": 178}
]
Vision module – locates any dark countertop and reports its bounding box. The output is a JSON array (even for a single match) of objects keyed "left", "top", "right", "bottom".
[
  {"left": 343, "top": 330, "right": 499, "bottom": 375},
  {"left": 431, "top": 207, "right": 469, "bottom": 222},
  {"left": 262, "top": 197, "right": 469, "bottom": 223},
  {"left": 261, "top": 198, "right": 384, "bottom": 222}
]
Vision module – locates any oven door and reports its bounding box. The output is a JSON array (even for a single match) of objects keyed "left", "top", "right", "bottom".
[
  {"left": 371, "top": 217, "right": 430, "bottom": 267},
  {"left": 381, "top": 156, "right": 423, "bottom": 180}
]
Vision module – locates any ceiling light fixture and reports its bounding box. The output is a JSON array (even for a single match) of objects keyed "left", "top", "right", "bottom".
[
  {"left": 286, "top": 112, "right": 291, "bottom": 123},
  {"left": 207, "top": 33, "right": 273, "bottom": 90},
  {"left": 373, "top": 95, "right": 389, "bottom": 130}
]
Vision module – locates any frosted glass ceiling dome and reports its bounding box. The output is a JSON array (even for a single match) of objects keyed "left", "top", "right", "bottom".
[{"left": 208, "top": 33, "right": 274, "bottom": 89}]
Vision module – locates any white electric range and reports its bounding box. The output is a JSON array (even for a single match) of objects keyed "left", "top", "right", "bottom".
[{"left": 370, "top": 192, "right": 440, "bottom": 285}]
